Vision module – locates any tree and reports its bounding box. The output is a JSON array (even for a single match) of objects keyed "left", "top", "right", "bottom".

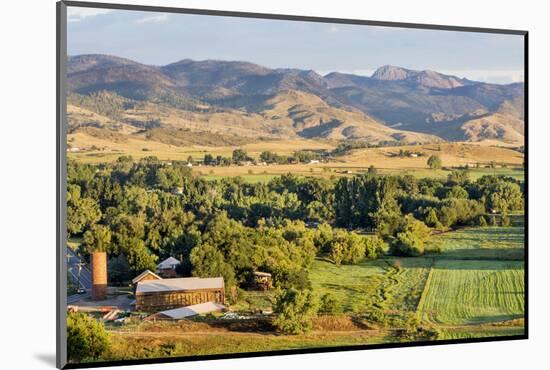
[
  {"left": 487, "top": 182, "right": 523, "bottom": 213},
  {"left": 67, "top": 312, "right": 110, "bottom": 362},
  {"left": 83, "top": 224, "right": 111, "bottom": 253},
  {"left": 204, "top": 153, "right": 214, "bottom": 165},
  {"left": 392, "top": 216, "right": 430, "bottom": 256},
  {"left": 125, "top": 239, "right": 158, "bottom": 273},
  {"left": 427, "top": 155, "right": 442, "bottom": 169},
  {"left": 190, "top": 243, "right": 236, "bottom": 287},
  {"left": 329, "top": 239, "right": 345, "bottom": 266},
  {"left": 232, "top": 149, "right": 249, "bottom": 164},
  {"left": 425, "top": 208, "right": 442, "bottom": 228},
  {"left": 368, "top": 165, "right": 377, "bottom": 174},
  {"left": 328, "top": 230, "right": 366, "bottom": 265},
  {"left": 446, "top": 185, "right": 469, "bottom": 199},
  {"left": 447, "top": 170, "right": 470, "bottom": 185},
  {"left": 107, "top": 254, "right": 132, "bottom": 284},
  {"left": 314, "top": 222, "right": 334, "bottom": 253},
  {"left": 274, "top": 288, "right": 319, "bottom": 334},
  {"left": 364, "top": 235, "right": 388, "bottom": 259},
  {"left": 319, "top": 293, "right": 342, "bottom": 314},
  {"left": 67, "top": 197, "right": 101, "bottom": 236}
]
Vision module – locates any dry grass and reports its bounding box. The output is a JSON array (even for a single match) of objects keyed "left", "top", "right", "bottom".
[{"left": 341, "top": 142, "right": 524, "bottom": 168}]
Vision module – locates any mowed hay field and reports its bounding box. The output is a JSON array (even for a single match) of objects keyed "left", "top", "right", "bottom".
[
  {"left": 311, "top": 222, "right": 525, "bottom": 340},
  {"left": 310, "top": 257, "right": 431, "bottom": 315},
  {"left": 418, "top": 221, "right": 525, "bottom": 333},
  {"left": 417, "top": 259, "right": 524, "bottom": 326}
]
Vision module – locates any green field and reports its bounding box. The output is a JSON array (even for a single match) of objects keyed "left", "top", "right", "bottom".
[
  {"left": 417, "top": 259, "right": 524, "bottom": 325},
  {"left": 418, "top": 223, "right": 525, "bottom": 329},
  {"left": 99, "top": 224, "right": 525, "bottom": 363},
  {"left": 379, "top": 167, "right": 524, "bottom": 181},
  {"left": 426, "top": 226, "right": 524, "bottom": 261},
  {"left": 310, "top": 257, "right": 431, "bottom": 316},
  {"left": 311, "top": 223, "right": 524, "bottom": 338}
]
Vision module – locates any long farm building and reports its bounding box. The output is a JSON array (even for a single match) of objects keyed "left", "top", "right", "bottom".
[{"left": 135, "top": 277, "right": 225, "bottom": 312}]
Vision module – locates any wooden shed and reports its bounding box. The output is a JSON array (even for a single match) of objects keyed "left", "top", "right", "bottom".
[
  {"left": 253, "top": 271, "right": 272, "bottom": 290},
  {"left": 135, "top": 277, "right": 225, "bottom": 312}
]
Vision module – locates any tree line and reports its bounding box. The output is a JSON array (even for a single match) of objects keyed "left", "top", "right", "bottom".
[{"left": 67, "top": 157, "right": 524, "bottom": 287}]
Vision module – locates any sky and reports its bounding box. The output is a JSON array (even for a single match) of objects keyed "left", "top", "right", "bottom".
[{"left": 67, "top": 7, "right": 525, "bottom": 84}]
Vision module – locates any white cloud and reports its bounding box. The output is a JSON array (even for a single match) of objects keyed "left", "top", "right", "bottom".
[
  {"left": 440, "top": 69, "right": 524, "bottom": 84},
  {"left": 134, "top": 14, "right": 169, "bottom": 24},
  {"left": 328, "top": 25, "right": 339, "bottom": 33},
  {"left": 67, "top": 7, "right": 112, "bottom": 22}
]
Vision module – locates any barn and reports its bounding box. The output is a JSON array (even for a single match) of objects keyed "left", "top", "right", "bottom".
[
  {"left": 132, "top": 269, "right": 162, "bottom": 288},
  {"left": 135, "top": 277, "right": 225, "bottom": 312}
]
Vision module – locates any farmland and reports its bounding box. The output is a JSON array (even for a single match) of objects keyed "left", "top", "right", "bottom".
[
  {"left": 66, "top": 146, "right": 525, "bottom": 364},
  {"left": 417, "top": 259, "right": 524, "bottom": 325},
  {"left": 93, "top": 224, "right": 525, "bottom": 362}
]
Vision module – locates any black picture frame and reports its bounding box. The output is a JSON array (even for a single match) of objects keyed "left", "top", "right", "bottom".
[{"left": 56, "top": 1, "right": 529, "bottom": 368}]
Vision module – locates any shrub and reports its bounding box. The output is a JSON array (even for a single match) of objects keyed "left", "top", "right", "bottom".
[
  {"left": 427, "top": 155, "right": 442, "bottom": 169},
  {"left": 319, "top": 293, "right": 342, "bottom": 314},
  {"left": 500, "top": 214, "right": 511, "bottom": 227},
  {"left": 364, "top": 235, "right": 388, "bottom": 259},
  {"left": 477, "top": 215, "right": 488, "bottom": 227},
  {"left": 329, "top": 230, "right": 366, "bottom": 265},
  {"left": 67, "top": 312, "right": 110, "bottom": 362},
  {"left": 274, "top": 288, "right": 319, "bottom": 334},
  {"left": 392, "top": 216, "right": 430, "bottom": 256}
]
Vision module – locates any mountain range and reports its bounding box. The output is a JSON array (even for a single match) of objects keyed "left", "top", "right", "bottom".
[{"left": 66, "top": 54, "right": 525, "bottom": 146}]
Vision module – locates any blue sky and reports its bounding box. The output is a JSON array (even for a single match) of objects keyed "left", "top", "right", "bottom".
[{"left": 67, "top": 7, "right": 525, "bottom": 84}]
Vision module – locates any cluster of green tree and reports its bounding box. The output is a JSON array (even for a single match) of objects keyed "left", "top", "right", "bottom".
[
  {"left": 397, "top": 149, "right": 424, "bottom": 158},
  {"left": 259, "top": 150, "right": 324, "bottom": 164},
  {"left": 203, "top": 149, "right": 252, "bottom": 166},
  {"left": 67, "top": 158, "right": 524, "bottom": 287},
  {"left": 334, "top": 170, "right": 523, "bottom": 255},
  {"left": 331, "top": 140, "right": 408, "bottom": 157},
  {"left": 203, "top": 153, "right": 232, "bottom": 166}
]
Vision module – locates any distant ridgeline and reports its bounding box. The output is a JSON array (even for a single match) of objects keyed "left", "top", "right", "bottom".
[{"left": 66, "top": 54, "right": 525, "bottom": 146}]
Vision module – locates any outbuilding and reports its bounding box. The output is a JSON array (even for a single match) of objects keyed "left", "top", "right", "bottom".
[
  {"left": 135, "top": 277, "right": 225, "bottom": 312},
  {"left": 253, "top": 271, "right": 272, "bottom": 290},
  {"left": 132, "top": 269, "right": 162, "bottom": 287},
  {"left": 157, "top": 256, "right": 181, "bottom": 278}
]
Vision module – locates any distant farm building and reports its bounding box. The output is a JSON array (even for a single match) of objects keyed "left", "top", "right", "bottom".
[
  {"left": 253, "top": 271, "right": 272, "bottom": 290},
  {"left": 171, "top": 187, "right": 184, "bottom": 195},
  {"left": 157, "top": 256, "right": 181, "bottom": 278},
  {"left": 132, "top": 269, "right": 161, "bottom": 287},
  {"left": 135, "top": 277, "right": 225, "bottom": 312}
]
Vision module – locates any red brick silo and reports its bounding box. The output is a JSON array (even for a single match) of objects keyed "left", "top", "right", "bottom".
[{"left": 91, "top": 252, "right": 107, "bottom": 300}]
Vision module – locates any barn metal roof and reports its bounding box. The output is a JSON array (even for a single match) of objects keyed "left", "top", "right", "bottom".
[
  {"left": 157, "top": 302, "right": 226, "bottom": 319},
  {"left": 136, "top": 277, "right": 224, "bottom": 294}
]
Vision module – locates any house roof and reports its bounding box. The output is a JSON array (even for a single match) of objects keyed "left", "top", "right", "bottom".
[
  {"left": 157, "top": 256, "right": 180, "bottom": 269},
  {"left": 136, "top": 277, "right": 224, "bottom": 294},
  {"left": 132, "top": 269, "right": 162, "bottom": 284},
  {"left": 156, "top": 302, "right": 226, "bottom": 319}
]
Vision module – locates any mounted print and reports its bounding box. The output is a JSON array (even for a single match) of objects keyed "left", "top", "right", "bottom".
[{"left": 56, "top": 1, "right": 528, "bottom": 368}]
